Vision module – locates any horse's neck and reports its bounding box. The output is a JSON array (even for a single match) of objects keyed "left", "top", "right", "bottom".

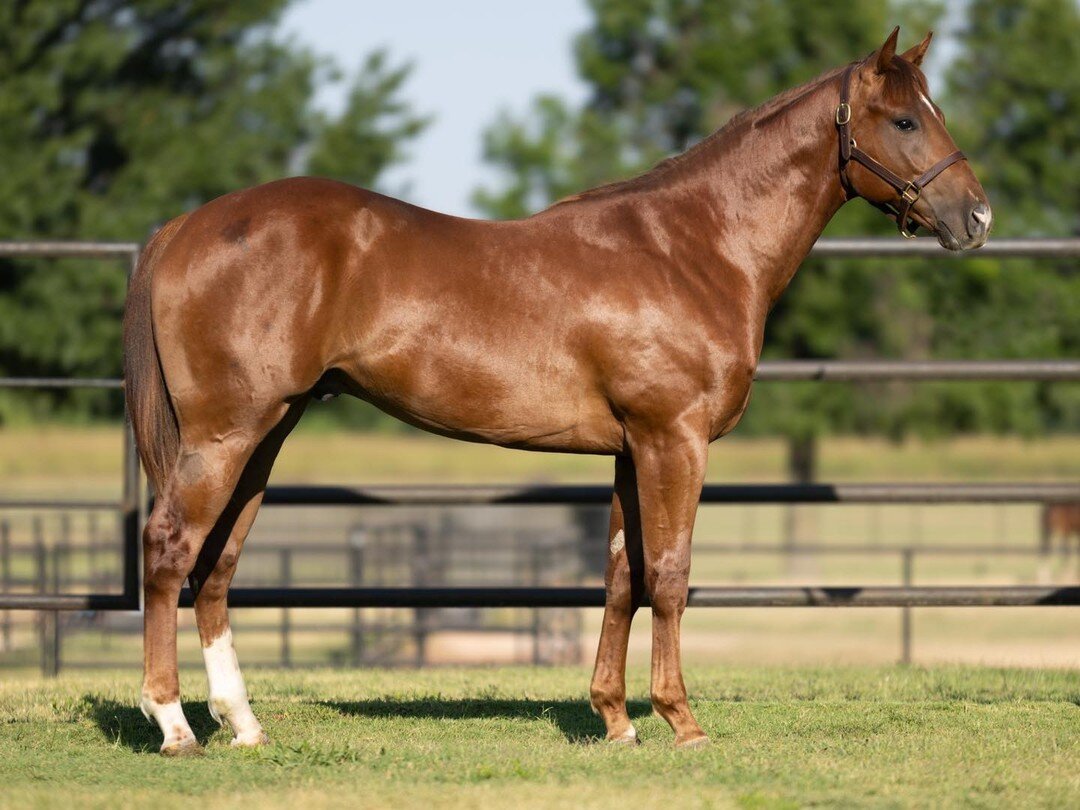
[{"left": 670, "top": 76, "right": 847, "bottom": 306}]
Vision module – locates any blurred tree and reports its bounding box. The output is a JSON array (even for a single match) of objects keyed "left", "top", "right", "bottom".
[
  {"left": 0, "top": 0, "right": 426, "bottom": 422},
  {"left": 917, "top": 0, "right": 1080, "bottom": 435}
]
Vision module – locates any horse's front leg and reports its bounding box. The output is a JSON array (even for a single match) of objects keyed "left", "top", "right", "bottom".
[
  {"left": 590, "top": 455, "right": 645, "bottom": 743},
  {"left": 630, "top": 422, "right": 709, "bottom": 748}
]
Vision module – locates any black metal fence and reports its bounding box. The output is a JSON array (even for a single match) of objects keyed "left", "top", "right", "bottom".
[
  {"left": 1, "top": 237, "right": 1079, "bottom": 616},
  {"left": 3, "top": 526, "right": 1074, "bottom": 673},
  {"left": 0, "top": 520, "right": 586, "bottom": 674}
]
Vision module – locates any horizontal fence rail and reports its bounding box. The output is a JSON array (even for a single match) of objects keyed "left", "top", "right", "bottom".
[
  {"left": 257, "top": 482, "right": 1080, "bottom": 507},
  {"left": 754, "top": 360, "right": 1080, "bottom": 381},
  {"left": 11, "top": 482, "right": 1070, "bottom": 515},
  {"left": 0, "top": 377, "right": 124, "bottom": 389},
  {"left": 806, "top": 237, "right": 1080, "bottom": 258},
  {"left": 3, "top": 359, "right": 1077, "bottom": 394},
  {"left": 3, "top": 236, "right": 1078, "bottom": 259},
  {"left": 166, "top": 585, "right": 1080, "bottom": 609},
  {"left": 0, "top": 241, "right": 140, "bottom": 258}
]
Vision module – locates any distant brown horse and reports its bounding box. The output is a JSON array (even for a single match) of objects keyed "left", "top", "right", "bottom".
[
  {"left": 123, "top": 28, "right": 990, "bottom": 755},
  {"left": 1039, "top": 502, "right": 1080, "bottom": 583}
]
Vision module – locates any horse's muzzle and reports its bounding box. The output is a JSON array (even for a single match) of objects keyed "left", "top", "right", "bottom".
[{"left": 936, "top": 201, "right": 992, "bottom": 251}]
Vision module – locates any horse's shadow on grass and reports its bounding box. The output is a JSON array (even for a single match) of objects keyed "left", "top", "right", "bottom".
[
  {"left": 317, "top": 697, "right": 654, "bottom": 744},
  {"left": 82, "top": 695, "right": 654, "bottom": 751},
  {"left": 83, "top": 695, "right": 221, "bottom": 754}
]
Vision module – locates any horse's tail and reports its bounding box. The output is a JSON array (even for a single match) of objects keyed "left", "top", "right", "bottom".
[{"left": 122, "top": 216, "right": 187, "bottom": 493}]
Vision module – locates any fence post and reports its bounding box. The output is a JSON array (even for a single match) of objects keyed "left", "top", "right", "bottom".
[
  {"left": 51, "top": 539, "right": 62, "bottom": 676},
  {"left": 34, "top": 521, "right": 59, "bottom": 677},
  {"left": 1, "top": 520, "right": 10, "bottom": 652},
  {"left": 280, "top": 548, "right": 292, "bottom": 668},
  {"left": 531, "top": 545, "right": 542, "bottom": 666},
  {"left": 900, "top": 548, "right": 914, "bottom": 666},
  {"left": 87, "top": 512, "right": 98, "bottom": 589},
  {"left": 349, "top": 537, "right": 365, "bottom": 667},
  {"left": 412, "top": 524, "right": 430, "bottom": 668}
]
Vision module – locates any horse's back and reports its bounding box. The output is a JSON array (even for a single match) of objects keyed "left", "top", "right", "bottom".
[{"left": 144, "top": 177, "right": 632, "bottom": 451}]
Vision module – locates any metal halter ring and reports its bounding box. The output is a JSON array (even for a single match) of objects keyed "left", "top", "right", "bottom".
[{"left": 900, "top": 182, "right": 921, "bottom": 205}]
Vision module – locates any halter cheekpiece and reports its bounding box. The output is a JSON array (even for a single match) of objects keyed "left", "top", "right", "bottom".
[{"left": 836, "top": 63, "right": 966, "bottom": 237}]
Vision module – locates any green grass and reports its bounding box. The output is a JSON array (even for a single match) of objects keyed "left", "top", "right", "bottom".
[{"left": 1, "top": 666, "right": 1078, "bottom": 808}]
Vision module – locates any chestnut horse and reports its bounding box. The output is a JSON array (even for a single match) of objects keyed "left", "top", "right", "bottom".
[{"left": 123, "top": 29, "right": 990, "bottom": 755}]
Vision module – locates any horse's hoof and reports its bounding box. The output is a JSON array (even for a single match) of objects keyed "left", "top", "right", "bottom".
[
  {"left": 160, "top": 738, "right": 204, "bottom": 757},
  {"left": 607, "top": 726, "right": 639, "bottom": 746},
  {"left": 675, "top": 733, "right": 710, "bottom": 750},
  {"left": 230, "top": 731, "right": 270, "bottom": 748}
]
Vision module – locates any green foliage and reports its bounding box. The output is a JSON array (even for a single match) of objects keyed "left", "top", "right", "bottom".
[
  {"left": 0, "top": 0, "right": 426, "bottom": 423},
  {"left": 475, "top": 0, "right": 940, "bottom": 217},
  {"left": 918, "top": 0, "right": 1080, "bottom": 435},
  {"left": 307, "top": 51, "right": 431, "bottom": 190},
  {"left": 475, "top": 0, "right": 1077, "bottom": 443}
]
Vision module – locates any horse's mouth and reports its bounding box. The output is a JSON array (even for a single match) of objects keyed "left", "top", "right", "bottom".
[{"left": 935, "top": 221, "right": 963, "bottom": 251}]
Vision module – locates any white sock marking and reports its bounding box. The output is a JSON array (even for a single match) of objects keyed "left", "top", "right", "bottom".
[
  {"left": 140, "top": 696, "right": 196, "bottom": 750},
  {"left": 203, "top": 628, "right": 265, "bottom": 745},
  {"left": 610, "top": 529, "right": 625, "bottom": 557}
]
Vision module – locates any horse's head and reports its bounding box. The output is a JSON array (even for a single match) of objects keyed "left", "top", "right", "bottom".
[{"left": 839, "top": 27, "right": 991, "bottom": 250}]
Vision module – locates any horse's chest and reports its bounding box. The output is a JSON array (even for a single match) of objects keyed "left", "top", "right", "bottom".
[{"left": 704, "top": 353, "right": 758, "bottom": 440}]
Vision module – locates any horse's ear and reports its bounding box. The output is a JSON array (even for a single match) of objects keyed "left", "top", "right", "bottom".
[
  {"left": 900, "top": 31, "right": 933, "bottom": 67},
  {"left": 874, "top": 26, "right": 901, "bottom": 74}
]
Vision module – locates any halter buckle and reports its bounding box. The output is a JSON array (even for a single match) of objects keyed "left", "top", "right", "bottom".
[
  {"left": 900, "top": 182, "right": 921, "bottom": 205},
  {"left": 835, "top": 103, "right": 851, "bottom": 126}
]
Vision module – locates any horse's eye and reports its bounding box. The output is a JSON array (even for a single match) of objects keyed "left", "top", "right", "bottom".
[{"left": 894, "top": 118, "right": 917, "bottom": 132}]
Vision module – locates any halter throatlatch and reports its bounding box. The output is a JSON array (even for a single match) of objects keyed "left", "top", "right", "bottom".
[{"left": 836, "top": 64, "right": 966, "bottom": 238}]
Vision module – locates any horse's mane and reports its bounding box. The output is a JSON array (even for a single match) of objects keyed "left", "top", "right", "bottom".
[{"left": 547, "top": 56, "right": 926, "bottom": 209}]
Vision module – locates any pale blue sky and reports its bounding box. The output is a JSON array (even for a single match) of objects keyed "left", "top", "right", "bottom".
[
  {"left": 277, "top": 2, "right": 962, "bottom": 218},
  {"left": 278, "top": 0, "right": 591, "bottom": 216}
]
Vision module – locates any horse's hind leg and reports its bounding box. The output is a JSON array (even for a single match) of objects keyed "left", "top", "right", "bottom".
[
  {"left": 590, "top": 455, "right": 645, "bottom": 743},
  {"left": 140, "top": 408, "right": 285, "bottom": 756},
  {"left": 189, "top": 402, "right": 305, "bottom": 747}
]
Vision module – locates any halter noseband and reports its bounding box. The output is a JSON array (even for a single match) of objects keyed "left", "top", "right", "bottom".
[{"left": 836, "top": 64, "right": 966, "bottom": 238}]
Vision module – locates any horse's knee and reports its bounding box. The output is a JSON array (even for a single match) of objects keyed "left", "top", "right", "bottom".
[
  {"left": 646, "top": 557, "right": 690, "bottom": 617},
  {"left": 143, "top": 510, "right": 200, "bottom": 595}
]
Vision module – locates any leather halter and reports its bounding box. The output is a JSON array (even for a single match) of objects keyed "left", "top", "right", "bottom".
[{"left": 836, "top": 64, "right": 966, "bottom": 237}]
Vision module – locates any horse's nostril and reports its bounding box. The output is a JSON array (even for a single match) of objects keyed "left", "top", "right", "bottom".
[{"left": 969, "top": 203, "right": 992, "bottom": 238}]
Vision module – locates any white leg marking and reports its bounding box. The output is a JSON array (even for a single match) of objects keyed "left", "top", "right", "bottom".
[
  {"left": 140, "top": 696, "right": 197, "bottom": 751},
  {"left": 203, "top": 628, "right": 266, "bottom": 746},
  {"left": 610, "top": 529, "right": 625, "bottom": 557},
  {"left": 611, "top": 724, "right": 638, "bottom": 744}
]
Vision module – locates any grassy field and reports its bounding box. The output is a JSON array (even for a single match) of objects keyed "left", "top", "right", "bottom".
[
  {"left": 1, "top": 665, "right": 1077, "bottom": 809},
  {"left": 1, "top": 426, "right": 1078, "bottom": 499}
]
